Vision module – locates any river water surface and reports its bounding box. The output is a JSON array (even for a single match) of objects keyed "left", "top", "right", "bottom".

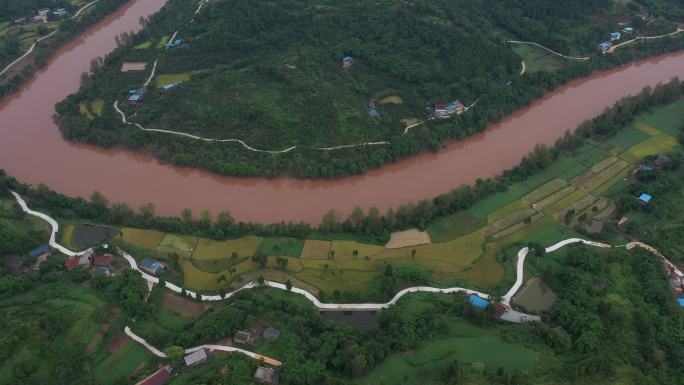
[{"left": 2, "top": 0, "right": 684, "bottom": 223}]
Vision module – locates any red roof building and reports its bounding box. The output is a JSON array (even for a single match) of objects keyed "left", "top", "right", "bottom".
[
  {"left": 64, "top": 258, "right": 81, "bottom": 270},
  {"left": 93, "top": 255, "right": 113, "bottom": 266},
  {"left": 495, "top": 303, "right": 508, "bottom": 315}
]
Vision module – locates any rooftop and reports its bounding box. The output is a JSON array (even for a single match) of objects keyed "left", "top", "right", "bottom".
[
  {"left": 638, "top": 193, "right": 652, "bottom": 203},
  {"left": 183, "top": 349, "right": 210, "bottom": 367},
  {"left": 469, "top": 294, "right": 489, "bottom": 310}
]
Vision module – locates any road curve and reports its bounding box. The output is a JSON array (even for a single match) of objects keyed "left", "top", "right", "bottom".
[{"left": 125, "top": 326, "right": 282, "bottom": 365}]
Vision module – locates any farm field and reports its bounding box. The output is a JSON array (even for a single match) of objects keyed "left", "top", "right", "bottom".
[
  {"left": 512, "top": 277, "right": 558, "bottom": 312},
  {"left": 86, "top": 101, "right": 683, "bottom": 301}
]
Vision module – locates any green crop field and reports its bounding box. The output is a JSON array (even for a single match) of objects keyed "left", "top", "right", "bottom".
[
  {"left": 487, "top": 200, "right": 529, "bottom": 224},
  {"left": 427, "top": 210, "right": 483, "bottom": 243},
  {"left": 620, "top": 137, "right": 673, "bottom": 163},
  {"left": 158, "top": 233, "right": 197, "bottom": 255},
  {"left": 468, "top": 184, "right": 531, "bottom": 220},
  {"left": 118, "top": 228, "right": 165, "bottom": 249},
  {"left": 192, "top": 236, "right": 263, "bottom": 260},
  {"left": 258, "top": 237, "right": 304, "bottom": 257}
]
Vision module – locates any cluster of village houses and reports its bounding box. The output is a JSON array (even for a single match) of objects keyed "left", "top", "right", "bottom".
[
  {"left": 135, "top": 326, "right": 282, "bottom": 385},
  {"left": 14, "top": 7, "right": 68, "bottom": 25},
  {"left": 597, "top": 26, "right": 636, "bottom": 51}
]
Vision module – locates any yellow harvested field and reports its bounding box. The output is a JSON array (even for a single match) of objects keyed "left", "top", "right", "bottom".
[
  {"left": 155, "top": 73, "right": 192, "bottom": 87},
  {"left": 635, "top": 121, "right": 678, "bottom": 146},
  {"left": 621, "top": 137, "right": 673, "bottom": 164},
  {"left": 119, "top": 228, "right": 165, "bottom": 249},
  {"left": 535, "top": 186, "right": 576, "bottom": 210},
  {"left": 192, "top": 236, "right": 263, "bottom": 260},
  {"left": 590, "top": 156, "right": 618, "bottom": 173},
  {"left": 385, "top": 229, "right": 432, "bottom": 249},
  {"left": 300, "top": 240, "right": 331, "bottom": 259},
  {"left": 377, "top": 230, "right": 485, "bottom": 266},
  {"left": 379, "top": 95, "right": 403, "bottom": 104},
  {"left": 181, "top": 259, "right": 221, "bottom": 290},
  {"left": 522, "top": 179, "right": 567, "bottom": 204},
  {"left": 582, "top": 160, "right": 628, "bottom": 191},
  {"left": 157, "top": 36, "right": 170, "bottom": 48},
  {"left": 487, "top": 200, "right": 528, "bottom": 224},
  {"left": 329, "top": 240, "right": 384, "bottom": 259}
]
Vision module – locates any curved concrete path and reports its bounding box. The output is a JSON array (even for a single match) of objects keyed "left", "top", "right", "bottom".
[
  {"left": 125, "top": 326, "right": 282, "bottom": 366},
  {"left": 13, "top": 191, "right": 681, "bottom": 320},
  {"left": 0, "top": 0, "right": 102, "bottom": 78},
  {"left": 507, "top": 40, "right": 591, "bottom": 60}
]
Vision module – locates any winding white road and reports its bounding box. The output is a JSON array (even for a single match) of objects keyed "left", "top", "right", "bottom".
[
  {"left": 12, "top": 191, "right": 681, "bottom": 322},
  {"left": 0, "top": 0, "right": 103, "bottom": 78},
  {"left": 124, "top": 326, "right": 282, "bottom": 366},
  {"left": 507, "top": 40, "right": 591, "bottom": 60}
]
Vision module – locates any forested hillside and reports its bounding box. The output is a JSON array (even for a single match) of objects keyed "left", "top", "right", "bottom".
[{"left": 57, "top": 0, "right": 684, "bottom": 178}]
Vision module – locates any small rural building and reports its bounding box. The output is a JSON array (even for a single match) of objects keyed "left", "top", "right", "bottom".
[
  {"left": 183, "top": 349, "right": 212, "bottom": 367},
  {"left": 127, "top": 88, "right": 145, "bottom": 104},
  {"left": 638, "top": 193, "right": 652, "bottom": 206},
  {"left": 368, "top": 109, "right": 380, "bottom": 119},
  {"left": 597, "top": 42, "right": 612, "bottom": 51},
  {"left": 162, "top": 82, "right": 181, "bottom": 91},
  {"left": 622, "top": 27, "right": 634, "bottom": 34},
  {"left": 234, "top": 330, "right": 256, "bottom": 344},
  {"left": 93, "top": 255, "right": 113, "bottom": 266},
  {"left": 610, "top": 32, "right": 621, "bottom": 41},
  {"left": 342, "top": 56, "right": 354, "bottom": 68},
  {"left": 140, "top": 258, "right": 164, "bottom": 275},
  {"left": 254, "top": 367, "right": 279, "bottom": 385},
  {"left": 135, "top": 365, "right": 172, "bottom": 385},
  {"left": 37, "top": 8, "right": 50, "bottom": 16},
  {"left": 29, "top": 244, "right": 51, "bottom": 258},
  {"left": 469, "top": 294, "right": 489, "bottom": 310},
  {"left": 164, "top": 39, "right": 185, "bottom": 49},
  {"left": 53, "top": 8, "right": 68, "bottom": 17},
  {"left": 14, "top": 17, "right": 28, "bottom": 25},
  {"left": 262, "top": 327, "right": 280, "bottom": 340},
  {"left": 654, "top": 155, "right": 671, "bottom": 168},
  {"left": 678, "top": 296, "right": 684, "bottom": 308},
  {"left": 4, "top": 255, "right": 21, "bottom": 277},
  {"left": 65, "top": 258, "right": 82, "bottom": 270},
  {"left": 95, "top": 265, "right": 111, "bottom": 276},
  {"left": 640, "top": 165, "right": 653, "bottom": 173}
]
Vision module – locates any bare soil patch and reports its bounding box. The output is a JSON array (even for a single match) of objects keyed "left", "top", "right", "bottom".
[
  {"left": 163, "top": 291, "right": 213, "bottom": 318},
  {"left": 107, "top": 330, "right": 128, "bottom": 354},
  {"left": 121, "top": 61, "right": 148, "bottom": 71},
  {"left": 385, "top": 229, "right": 431, "bottom": 249}
]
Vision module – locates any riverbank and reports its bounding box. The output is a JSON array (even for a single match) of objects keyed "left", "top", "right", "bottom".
[{"left": 0, "top": 0, "right": 130, "bottom": 101}]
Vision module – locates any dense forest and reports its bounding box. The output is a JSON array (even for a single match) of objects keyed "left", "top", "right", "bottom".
[{"left": 56, "top": 0, "right": 684, "bottom": 178}]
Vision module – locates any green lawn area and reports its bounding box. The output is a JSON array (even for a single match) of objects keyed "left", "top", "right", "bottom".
[
  {"left": 511, "top": 43, "right": 565, "bottom": 73},
  {"left": 258, "top": 237, "right": 304, "bottom": 257},
  {"left": 133, "top": 41, "right": 152, "bottom": 50},
  {"left": 93, "top": 340, "right": 152, "bottom": 385},
  {"left": 427, "top": 210, "right": 483, "bottom": 243},
  {"left": 155, "top": 72, "right": 192, "bottom": 87},
  {"left": 468, "top": 184, "right": 531, "bottom": 220},
  {"left": 637, "top": 99, "right": 684, "bottom": 137}
]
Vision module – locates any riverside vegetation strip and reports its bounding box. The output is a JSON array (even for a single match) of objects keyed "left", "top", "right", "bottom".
[{"left": 56, "top": 0, "right": 684, "bottom": 178}]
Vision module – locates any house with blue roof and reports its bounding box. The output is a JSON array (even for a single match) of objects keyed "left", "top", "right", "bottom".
[
  {"left": 597, "top": 42, "right": 612, "bottom": 51},
  {"left": 165, "top": 39, "right": 185, "bottom": 49},
  {"left": 368, "top": 109, "right": 380, "bottom": 119},
  {"left": 140, "top": 258, "right": 164, "bottom": 275},
  {"left": 469, "top": 294, "right": 490, "bottom": 310},
  {"left": 342, "top": 56, "right": 354, "bottom": 68},
  {"left": 162, "top": 82, "right": 181, "bottom": 91},
  {"left": 610, "top": 32, "right": 621, "bottom": 41},
  {"left": 638, "top": 193, "right": 652, "bottom": 206},
  {"left": 127, "top": 88, "right": 145, "bottom": 104},
  {"left": 678, "top": 297, "right": 684, "bottom": 308},
  {"left": 622, "top": 27, "right": 634, "bottom": 34},
  {"left": 28, "top": 244, "right": 51, "bottom": 258}
]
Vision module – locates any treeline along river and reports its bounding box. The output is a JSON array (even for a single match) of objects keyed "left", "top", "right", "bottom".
[{"left": 3, "top": 0, "right": 684, "bottom": 223}]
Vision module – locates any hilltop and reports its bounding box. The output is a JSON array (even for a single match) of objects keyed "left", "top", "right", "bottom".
[{"left": 57, "top": 0, "right": 684, "bottom": 178}]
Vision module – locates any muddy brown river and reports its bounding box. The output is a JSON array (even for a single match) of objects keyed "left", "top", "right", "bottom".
[{"left": 2, "top": 0, "right": 684, "bottom": 223}]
